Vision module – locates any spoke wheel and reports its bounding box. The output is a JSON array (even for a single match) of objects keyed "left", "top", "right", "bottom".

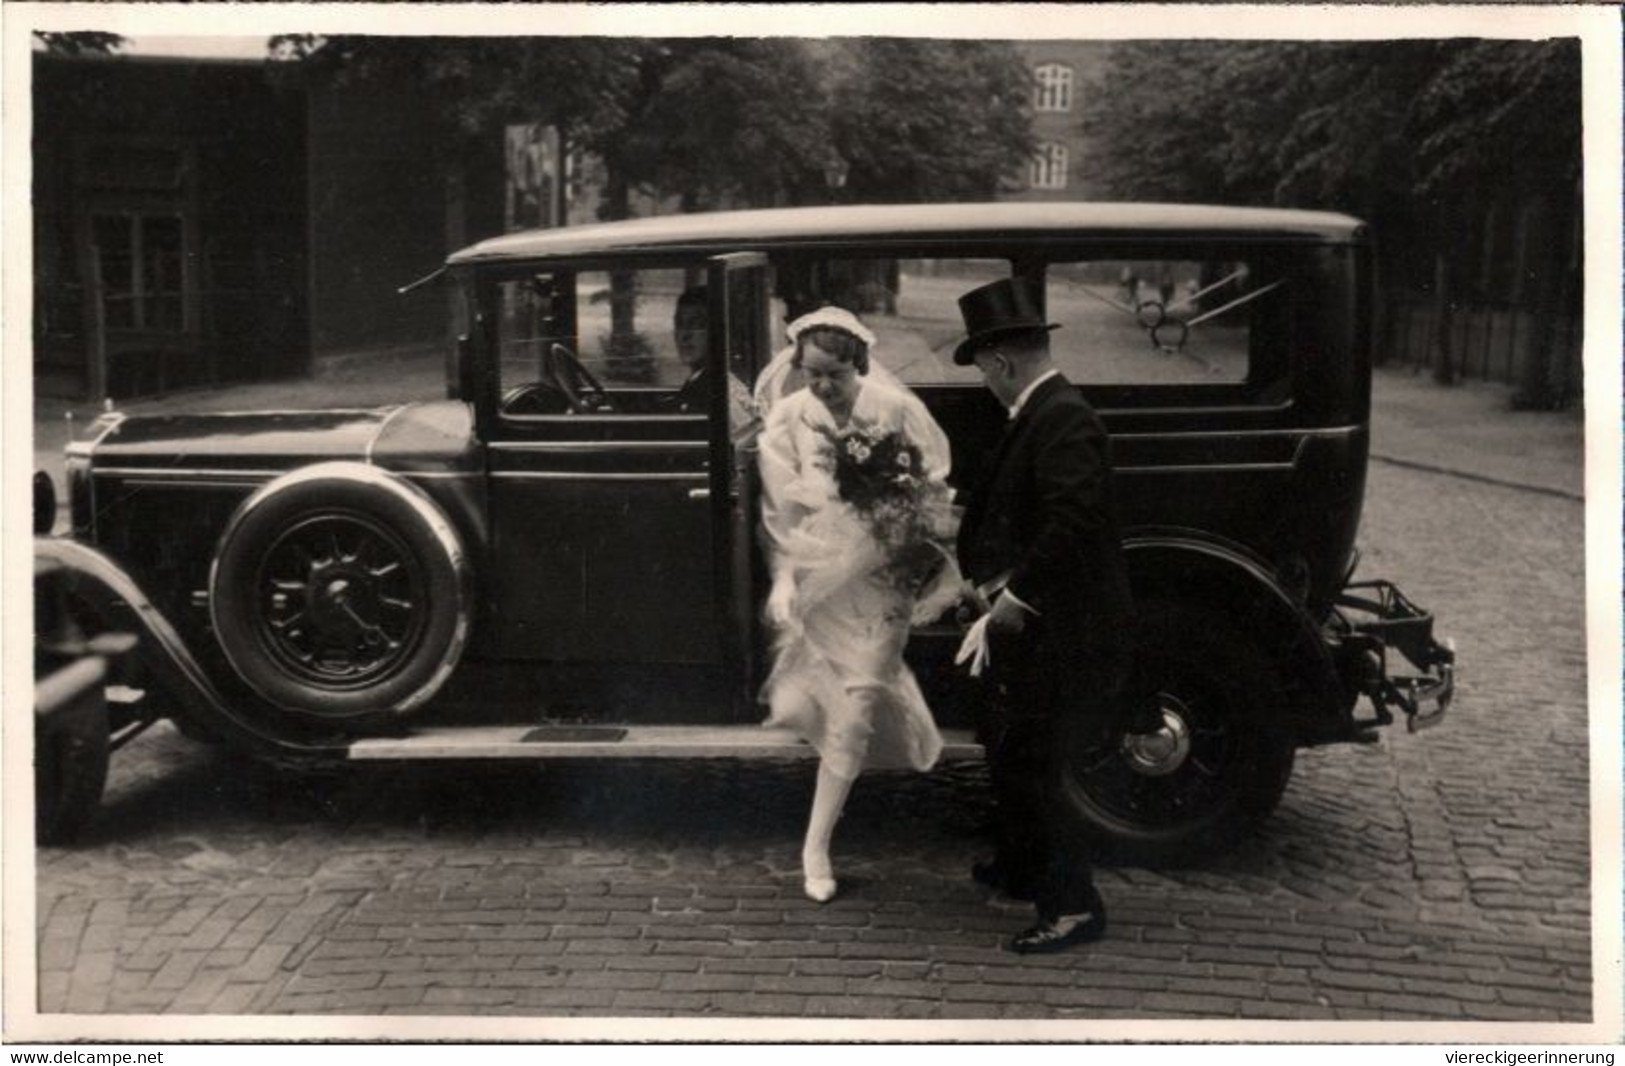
[
  {"left": 255, "top": 511, "right": 429, "bottom": 692},
  {"left": 211, "top": 464, "right": 471, "bottom": 724},
  {"left": 1061, "top": 598, "right": 1294, "bottom": 863}
]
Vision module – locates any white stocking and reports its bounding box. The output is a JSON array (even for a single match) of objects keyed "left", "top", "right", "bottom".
[{"left": 802, "top": 764, "right": 855, "bottom": 881}]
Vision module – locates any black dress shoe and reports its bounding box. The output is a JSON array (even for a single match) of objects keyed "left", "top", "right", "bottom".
[
  {"left": 1008, "top": 910, "right": 1108, "bottom": 954},
  {"left": 971, "top": 860, "right": 1038, "bottom": 902}
]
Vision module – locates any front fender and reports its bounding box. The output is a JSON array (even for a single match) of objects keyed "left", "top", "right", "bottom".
[
  {"left": 1124, "top": 532, "right": 1350, "bottom": 745},
  {"left": 33, "top": 537, "right": 347, "bottom": 761}
]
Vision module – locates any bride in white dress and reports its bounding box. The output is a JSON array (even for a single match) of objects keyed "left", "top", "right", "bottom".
[{"left": 756, "top": 306, "right": 961, "bottom": 903}]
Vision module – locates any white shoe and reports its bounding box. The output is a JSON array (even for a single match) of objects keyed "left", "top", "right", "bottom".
[
  {"left": 802, "top": 850, "right": 837, "bottom": 903},
  {"left": 803, "top": 875, "right": 837, "bottom": 903}
]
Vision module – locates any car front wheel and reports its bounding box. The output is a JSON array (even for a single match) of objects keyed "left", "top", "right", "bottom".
[{"left": 1060, "top": 598, "right": 1296, "bottom": 864}]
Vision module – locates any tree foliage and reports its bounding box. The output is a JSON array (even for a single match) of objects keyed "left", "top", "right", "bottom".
[
  {"left": 270, "top": 35, "right": 647, "bottom": 153},
  {"left": 34, "top": 32, "right": 125, "bottom": 56},
  {"left": 1084, "top": 39, "right": 1582, "bottom": 398},
  {"left": 275, "top": 35, "right": 1034, "bottom": 214},
  {"left": 1410, "top": 39, "right": 1582, "bottom": 198},
  {"left": 621, "top": 40, "right": 834, "bottom": 210},
  {"left": 1084, "top": 38, "right": 1580, "bottom": 215},
  {"left": 828, "top": 39, "right": 1037, "bottom": 204}
]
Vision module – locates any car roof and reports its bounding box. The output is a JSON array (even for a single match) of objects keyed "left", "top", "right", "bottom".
[{"left": 446, "top": 202, "right": 1366, "bottom": 267}]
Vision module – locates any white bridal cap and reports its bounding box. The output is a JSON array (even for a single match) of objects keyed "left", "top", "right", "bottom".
[{"left": 785, "top": 305, "right": 877, "bottom": 349}]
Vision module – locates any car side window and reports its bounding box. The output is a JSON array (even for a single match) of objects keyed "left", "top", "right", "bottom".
[
  {"left": 495, "top": 266, "right": 760, "bottom": 420},
  {"left": 572, "top": 268, "right": 694, "bottom": 394},
  {"left": 1043, "top": 258, "right": 1281, "bottom": 386},
  {"left": 493, "top": 275, "right": 576, "bottom": 416}
]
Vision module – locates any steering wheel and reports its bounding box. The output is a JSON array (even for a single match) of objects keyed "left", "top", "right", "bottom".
[
  {"left": 545, "top": 343, "right": 613, "bottom": 414},
  {"left": 501, "top": 382, "right": 573, "bottom": 416}
]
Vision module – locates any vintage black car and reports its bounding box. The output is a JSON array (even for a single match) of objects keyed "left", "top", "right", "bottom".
[{"left": 35, "top": 203, "right": 1453, "bottom": 859}]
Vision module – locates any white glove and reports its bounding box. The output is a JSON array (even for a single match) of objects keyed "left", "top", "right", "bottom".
[
  {"left": 767, "top": 575, "right": 796, "bottom": 628},
  {"left": 954, "top": 612, "right": 992, "bottom": 678}
]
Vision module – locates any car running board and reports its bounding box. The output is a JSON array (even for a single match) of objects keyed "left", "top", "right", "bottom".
[{"left": 348, "top": 724, "right": 983, "bottom": 762}]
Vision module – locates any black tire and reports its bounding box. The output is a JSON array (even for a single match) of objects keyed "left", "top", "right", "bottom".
[
  {"left": 209, "top": 463, "right": 471, "bottom": 723},
  {"left": 36, "top": 678, "right": 111, "bottom": 846},
  {"left": 1059, "top": 598, "right": 1296, "bottom": 864}
]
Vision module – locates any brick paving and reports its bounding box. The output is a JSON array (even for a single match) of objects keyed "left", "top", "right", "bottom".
[{"left": 31, "top": 366, "right": 1601, "bottom": 1026}]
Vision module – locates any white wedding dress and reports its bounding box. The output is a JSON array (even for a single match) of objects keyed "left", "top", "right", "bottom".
[{"left": 756, "top": 377, "right": 961, "bottom": 778}]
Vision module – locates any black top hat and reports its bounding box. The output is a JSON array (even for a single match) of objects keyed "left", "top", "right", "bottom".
[{"left": 953, "top": 277, "right": 1061, "bottom": 365}]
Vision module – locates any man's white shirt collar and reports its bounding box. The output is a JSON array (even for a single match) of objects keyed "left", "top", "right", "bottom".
[{"left": 1009, "top": 369, "right": 1062, "bottom": 420}]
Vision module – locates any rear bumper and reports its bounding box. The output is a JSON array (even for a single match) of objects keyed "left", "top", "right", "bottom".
[{"left": 1327, "top": 579, "right": 1454, "bottom": 736}]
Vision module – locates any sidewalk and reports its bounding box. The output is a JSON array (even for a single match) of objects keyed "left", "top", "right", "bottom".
[
  {"left": 1367, "top": 365, "right": 1586, "bottom": 501},
  {"left": 31, "top": 360, "right": 1588, "bottom": 501}
]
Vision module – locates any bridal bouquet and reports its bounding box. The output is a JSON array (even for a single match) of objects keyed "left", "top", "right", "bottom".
[{"left": 812, "top": 422, "right": 958, "bottom": 597}]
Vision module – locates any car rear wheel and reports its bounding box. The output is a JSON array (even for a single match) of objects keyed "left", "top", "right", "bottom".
[
  {"left": 210, "top": 463, "right": 471, "bottom": 724},
  {"left": 1060, "top": 598, "right": 1295, "bottom": 863}
]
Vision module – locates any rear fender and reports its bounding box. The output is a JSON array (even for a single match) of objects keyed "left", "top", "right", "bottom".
[
  {"left": 1124, "top": 533, "right": 1349, "bottom": 745},
  {"left": 33, "top": 537, "right": 346, "bottom": 762}
]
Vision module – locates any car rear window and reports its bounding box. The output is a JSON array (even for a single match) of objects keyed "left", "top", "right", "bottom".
[{"left": 1043, "top": 258, "right": 1272, "bottom": 385}]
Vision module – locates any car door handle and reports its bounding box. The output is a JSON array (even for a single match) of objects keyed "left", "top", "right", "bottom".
[{"left": 688, "top": 488, "right": 710, "bottom": 500}]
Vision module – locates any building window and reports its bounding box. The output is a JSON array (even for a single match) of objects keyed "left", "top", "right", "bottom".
[
  {"left": 1034, "top": 64, "right": 1073, "bottom": 112},
  {"left": 90, "top": 212, "right": 186, "bottom": 332},
  {"left": 1029, "top": 143, "right": 1069, "bottom": 190}
]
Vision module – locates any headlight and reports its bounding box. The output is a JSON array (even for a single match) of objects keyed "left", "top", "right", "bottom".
[{"left": 33, "top": 470, "right": 56, "bottom": 535}]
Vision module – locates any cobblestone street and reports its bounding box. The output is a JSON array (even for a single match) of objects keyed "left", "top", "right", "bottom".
[{"left": 31, "top": 372, "right": 1600, "bottom": 1030}]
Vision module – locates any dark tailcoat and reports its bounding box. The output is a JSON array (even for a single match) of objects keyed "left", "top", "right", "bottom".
[
  {"left": 956, "top": 371, "right": 1136, "bottom": 921},
  {"left": 957, "top": 372, "right": 1135, "bottom": 682}
]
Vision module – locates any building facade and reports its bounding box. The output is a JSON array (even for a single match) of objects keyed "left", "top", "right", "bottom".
[
  {"left": 33, "top": 50, "right": 501, "bottom": 402},
  {"left": 1000, "top": 41, "right": 1114, "bottom": 203},
  {"left": 34, "top": 53, "right": 309, "bottom": 400}
]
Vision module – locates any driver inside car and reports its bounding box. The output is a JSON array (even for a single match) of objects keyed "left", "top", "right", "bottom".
[{"left": 669, "top": 285, "right": 759, "bottom": 444}]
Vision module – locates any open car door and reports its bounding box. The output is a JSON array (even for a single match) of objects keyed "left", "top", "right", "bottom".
[{"left": 705, "top": 253, "right": 772, "bottom": 718}]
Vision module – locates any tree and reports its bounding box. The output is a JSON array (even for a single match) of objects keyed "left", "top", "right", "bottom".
[
  {"left": 270, "top": 35, "right": 646, "bottom": 157},
  {"left": 624, "top": 40, "right": 834, "bottom": 211},
  {"left": 1083, "top": 39, "right": 1582, "bottom": 396},
  {"left": 276, "top": 35, "right": 1037, "bottom": 366},
  {"left": 828, "top": 39, "right": 1036, "bottom": 204},
  {"left": 1081, "top": 41, "right": 1249, "bottom": 203},
  {"left": 1083, "top": 41, "right": 1443, "bottom": 212},
  {"left": 1410, "top": 40, "right": 1582, "bottom": 405},
  {"left": 278, "top": 35, "right": 1035, "bottom": 216},
  {"left": 33, "top": 32, "right": 124, "bottom": 55}
]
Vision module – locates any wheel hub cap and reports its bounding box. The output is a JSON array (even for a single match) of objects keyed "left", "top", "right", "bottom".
[
  {"left": 258, "top": 514, "right": 420, "bottom": 686},
  {"left": 1120, "top": 701, "right": 1193, "bottom": 777}
]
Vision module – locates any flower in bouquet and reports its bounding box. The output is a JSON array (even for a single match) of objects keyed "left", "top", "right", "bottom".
[{"left": 811, "top": 421, "right": 957, "bottom": 595}]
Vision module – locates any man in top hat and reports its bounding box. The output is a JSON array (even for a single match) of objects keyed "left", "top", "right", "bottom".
[{"left": 952, "top": 275, "right": 1140, "bottom": 954}]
